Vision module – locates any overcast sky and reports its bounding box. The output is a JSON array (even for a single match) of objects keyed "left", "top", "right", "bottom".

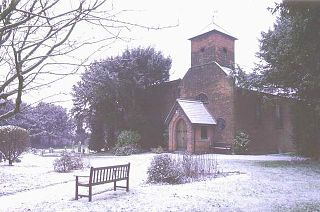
[{"left": 26, "top": 0, "right": 280, "bottom": 110}]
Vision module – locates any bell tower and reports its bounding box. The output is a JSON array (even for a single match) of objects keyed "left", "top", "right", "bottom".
[{"left": 189, "top": 29, "right": 237, "bottom": 69}]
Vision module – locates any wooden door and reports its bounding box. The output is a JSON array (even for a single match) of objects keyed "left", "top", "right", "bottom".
[{"left": 176, "top": 119, "right": 187, "bottom": 150}]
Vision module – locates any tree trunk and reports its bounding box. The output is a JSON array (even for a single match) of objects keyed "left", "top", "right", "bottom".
[{"left": 8, "top": 159, "right": 13, "bottom": 166}]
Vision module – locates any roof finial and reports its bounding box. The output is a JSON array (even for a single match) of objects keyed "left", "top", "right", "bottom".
[{"left": 212, "top": 10, "right": 218, "bottom": 26}]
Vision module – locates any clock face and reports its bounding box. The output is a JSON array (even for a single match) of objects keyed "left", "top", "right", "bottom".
[{"left": 217, "top": 118, "right": 226, "bottom": 130}]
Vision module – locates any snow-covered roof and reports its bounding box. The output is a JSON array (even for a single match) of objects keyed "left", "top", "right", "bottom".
[
  {"left": 173, "top": 99, "right": 216, "bottom": 125},
  {"left": 214, "top": 61, "right": 233, "bottom": 76}
]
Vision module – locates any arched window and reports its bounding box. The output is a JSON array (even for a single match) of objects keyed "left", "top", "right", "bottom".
[
  {"left": 222, "top": 47, "right": 228, "bottom": 63},
  {"left": 275, "top": 103, "right": 283, "bottom": 129},
  {"left": 217, "top": 118, "right": 226, "bottom": 131},
  {"left": 196, "top": 93, "right": 208, "bottom": 103}
]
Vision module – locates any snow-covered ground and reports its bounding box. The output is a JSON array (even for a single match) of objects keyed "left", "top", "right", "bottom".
[{"left": 1, "top": 152, "right": 320, "bottom": 211}]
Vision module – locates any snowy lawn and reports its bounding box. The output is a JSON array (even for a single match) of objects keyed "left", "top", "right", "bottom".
[{"left": 1, "top": 152, "right": 320, "bottom": 211}]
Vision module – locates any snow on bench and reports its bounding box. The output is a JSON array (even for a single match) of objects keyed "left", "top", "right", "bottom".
[{"left": 210, "top": 142, "right": 232, "bottom": 154}]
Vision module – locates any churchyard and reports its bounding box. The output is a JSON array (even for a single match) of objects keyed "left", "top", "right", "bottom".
[{"left": 1, "top": 150, "right": 320, "bottom": 211}]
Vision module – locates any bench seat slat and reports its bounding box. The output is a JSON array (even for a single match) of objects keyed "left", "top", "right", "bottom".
[{"left": 213, "top": 147, "right": 231, "bottom": 150}]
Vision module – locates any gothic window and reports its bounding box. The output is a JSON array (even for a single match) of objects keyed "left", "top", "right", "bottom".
[
  {"left": 275, "top": 103, "right": 283, "bottom": 128},
  {"left": 196, "top": 93, "right": 208, "bottom": 103},
  {"left": 255, "top": 100, "right": 262, "bottom": 123},
  {"left": 201, "top": 126, "right": 208, "bottom": 139},
  {"left": 222, "top": 47, "right": 228, "bottom": 64},
  {"left": 173, "top": 88, "right": 180, "bottom": 99},
  {"left": 217, "top": 118, "right": 226, "bottom": 131}
]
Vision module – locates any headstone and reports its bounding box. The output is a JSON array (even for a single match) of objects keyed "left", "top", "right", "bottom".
[{"left": 77, "top": 141, "right": 81, "bottom": 153}]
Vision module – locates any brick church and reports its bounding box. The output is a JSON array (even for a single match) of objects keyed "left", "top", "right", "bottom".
[{"left": 145, "top": 29, "right": 295, "bottom": 154}]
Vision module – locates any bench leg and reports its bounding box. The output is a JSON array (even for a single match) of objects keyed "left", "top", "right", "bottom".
[
  {"left": 126, "top": 178, "right": 129, "bottom": 192},
  {"left": 75, "top": 177, "right": 78, "bottom": 200},
  {"left": 89, "top": 185, "right": 92, "bottom": 202},
  {"left": 114, "top": 181, "right": 116, "bottom": 191}
]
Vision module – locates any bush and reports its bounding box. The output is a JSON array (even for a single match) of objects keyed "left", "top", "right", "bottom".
[
  {"left": 233, "top": 130, "right": 251, "bottom": 154},
  {"left": 147, "top": 153, "right": 219, "bottom": 184},
  {"left": 147, "top": 154, "right": 184, "bottom": 184},
  {"left": 53, "top": 152, "right": 84, "bottom": 172},
  {"left": 112, "top": 130, "right": 142, "bottom": 156},
  {"left": 179, "top": 153, "right": 218, "bottom": 178},
  {"left": 0, "top": 125, "right": 30, "bottom": 165},
  {"left": 116, "top": 130, "right": 141, "bottom": 147},
  {"left": 112, "top": 144, "right": 141, "bottom": 156},
  {"left": 150, "top": 146, "right": 165, "bottom": 154}
]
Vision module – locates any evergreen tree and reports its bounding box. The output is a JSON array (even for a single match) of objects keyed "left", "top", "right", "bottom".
[
  {"left": 255, "top": 1, "right": 320, "bottom": 157},
  {"left": 72, "top": 46, "right": 171, "bottom": 150}
]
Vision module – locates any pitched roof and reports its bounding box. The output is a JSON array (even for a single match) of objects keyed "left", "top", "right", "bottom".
[
  {"left": 165, "top": 99, "right": 216, "bottom": 125},
  {"left": 214, "top": 61, "right": 233, "bottom": 75},
  {"left": 188, "top": 29, "right": 237, "bottom": 41}
]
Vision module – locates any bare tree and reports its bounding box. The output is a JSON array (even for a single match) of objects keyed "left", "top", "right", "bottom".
[{"left": 0, "top": 0, "right": 175, "bottom": 121}]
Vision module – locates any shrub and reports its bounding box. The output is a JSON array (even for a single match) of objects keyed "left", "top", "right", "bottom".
[
  {"left": 233, "top": 130, "right": 251, "bottom": 154},
  {"left": 0, "top": 125, "right": 30, "bottom": 165},
  {"left": 116, "top": 130, "right": 141, "bottom": 147},
  {"left": 179, "top": 152, "right": 218, "bottom": 179},
  {"left": 147, "top": 154, "right": 184, "bottom": 184},
  {"left": 112, "top": 130, "right": 142, "bottom": 156},
  {"left": 147, "top": 153, "right": 219, "bottom": 184},
  {"left": 150, "top": 146, "right": 165, "bottom": 154},
  {"left": 112, "top": 144, "right": 141, "bottom": 156},
  {"left": 53, "top": 152, "right": 84, "bottom": 172},
  {"left": 162, "top": 129, "right": 169, "bottom": 148}
]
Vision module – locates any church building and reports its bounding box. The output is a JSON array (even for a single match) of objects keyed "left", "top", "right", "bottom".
[{"left": 146, "top": 29, "right": 295, "bottom": 154}]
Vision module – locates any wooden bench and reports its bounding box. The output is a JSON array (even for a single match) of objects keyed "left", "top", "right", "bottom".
[
  {"left": 210, "top": 142, "right": 232, "bottom": 154},
  {"left": 75, "top": 163, "right": 130, "bottom": 202}
]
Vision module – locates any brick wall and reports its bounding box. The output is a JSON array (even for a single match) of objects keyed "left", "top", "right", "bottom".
[
  {"left": 190, "top": 30, "right": 236, "bottom": 68},
  {"left": 193, "top": 125, "right": 214, "bottom": 153},
  {"left": 234, "top": 88, "right": 295, "bottom": 153},
  {"left": 167, "top": 105, "right": 215, "bottom": 154},
  {"left": 168, "top": 107, "right": 194, "bottom": 152},
  {"left": 143, "top": 79, "right": 181, "bottom": 147},
  {"left": 180, "top": 62, "right": 235, "bottom": 146}
]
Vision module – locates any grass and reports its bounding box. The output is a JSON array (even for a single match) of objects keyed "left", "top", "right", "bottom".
[
  {"left": 276, "top": 202, "right": 320, "bottom": 212},
  {"left": 2, "top": 152, "right": 320, "bottom": 211},
  {"left": 256, "top": 159, "right": 320, "bottom": 169}
]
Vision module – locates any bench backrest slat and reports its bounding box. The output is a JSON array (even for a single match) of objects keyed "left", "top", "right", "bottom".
[
  {"left": 107, "top": 168, "right": 110, "bottom": 181},
  {"left": 100, "top": 169, "right": 103, "bottom": 182},
  {"left": 89, "top": 163, "right": 130, "bottom": 185}
]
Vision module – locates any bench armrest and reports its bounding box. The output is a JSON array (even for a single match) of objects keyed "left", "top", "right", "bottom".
[{"left": 76, "top": 175, "right": 90, "bottom": 178}]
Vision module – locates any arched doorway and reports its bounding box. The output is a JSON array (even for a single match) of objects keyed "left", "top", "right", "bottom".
[{"left": 176, "top": 119, "right": 187, "bottom": 150}]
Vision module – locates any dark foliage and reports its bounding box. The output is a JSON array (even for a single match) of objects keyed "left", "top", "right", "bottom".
[
  {"left": 252, "top": 1, "right": 320, "bottom": 157},
  {"left": 0, "top": 125, "right": 30, "bottom": 165},
  {"left": 88, "top": 111, "right": 106, "bottom": 152},
  {"left": 72, "top": 47, "right": 172, "bottom": 150},
  {"left": 0, "top": 102, "right": 74, "bottom": 148}
]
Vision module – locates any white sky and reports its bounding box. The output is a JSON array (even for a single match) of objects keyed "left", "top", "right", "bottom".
[{"left": 25, "top": 0, "right": 280, "bottom": 110}]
